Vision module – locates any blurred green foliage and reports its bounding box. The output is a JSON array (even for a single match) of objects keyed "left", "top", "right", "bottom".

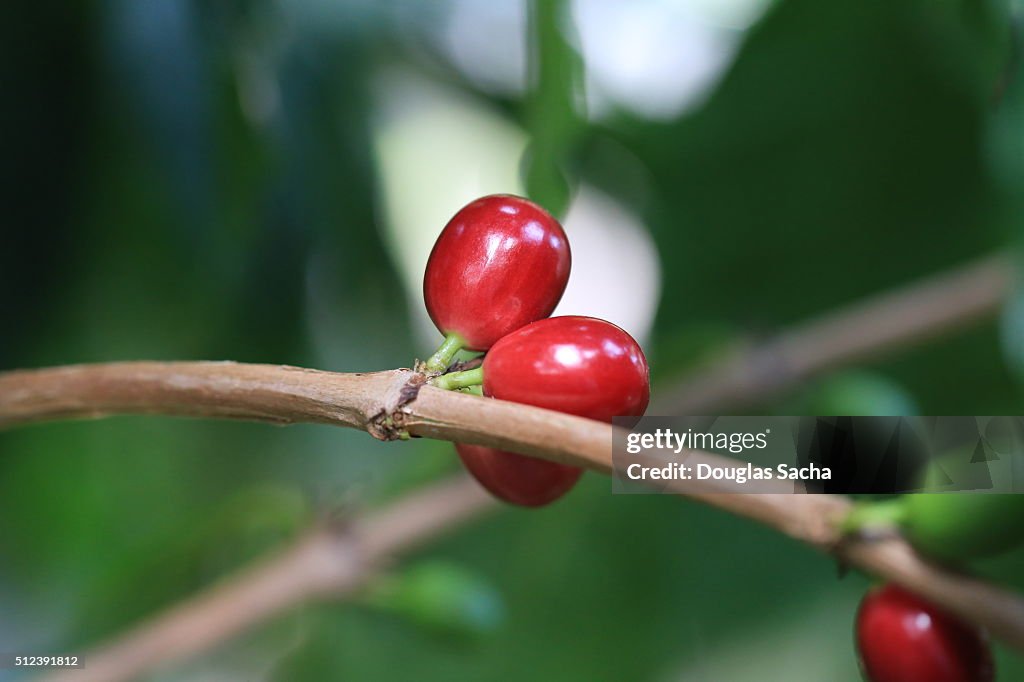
[
  {"left": 523, "top": 0, "right": 584, "bottom": 218},
  {"left": 360, "top": 560, "right": 504, "bottom": 639},
  {"left": 792, "top": 371, "right": 919, "bottom": 417},
  {"left": 2, "top": 0, "right": 1024, "bottom": 680}
]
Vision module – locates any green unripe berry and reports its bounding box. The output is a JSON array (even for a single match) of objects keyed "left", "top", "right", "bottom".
[{"left": 903, "top": 493, "right": 1024, "bottom": 562}]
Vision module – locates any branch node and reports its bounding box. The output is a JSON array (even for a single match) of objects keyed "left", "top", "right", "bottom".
[{"left": 367, "top": 373, "right": 427, "bottom": 441}]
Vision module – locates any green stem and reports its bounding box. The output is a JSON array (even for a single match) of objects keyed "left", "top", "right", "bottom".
[
  {"left": 457, "top": 385, "right": 484, "bottom": 396},
  {"left": 524, "top": 0, "right": 584, "bottom": 219},
  {"left": 424, "top": 333, "right": 465, "bottom": 373},
  {"left": 430, "top": 367, "right": 484, "bottom": 391}
]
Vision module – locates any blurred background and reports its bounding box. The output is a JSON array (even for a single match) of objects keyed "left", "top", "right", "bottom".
[{"left": 2, "top": 0, "right": 1024, "bottom": 679}]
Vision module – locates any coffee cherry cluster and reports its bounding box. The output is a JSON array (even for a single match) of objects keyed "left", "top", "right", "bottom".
[
  {"left": 841, "top": 469, "right": 1024, "bottom": 679},
  {"left": 856, "top": 584, "right": 993, "bottom": 682},
  {"left": 837, "top": 442, "right": 1024, "bottom": 680},
  {"left": 422, "top": 195, "right": 650, "bottom": 507},
  {"left": 421, "top": 195, "right": 1005, "bottom": 678}
]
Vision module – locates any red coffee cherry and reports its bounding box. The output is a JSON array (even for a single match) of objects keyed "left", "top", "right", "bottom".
[
  {"left": 856, "top": 584, "right": 994, "bottom": 682},
  {"left": 455, "top": 444, "right": 583, "bottom": 508},
  {"left": 458, "top": 316, "right": 650, "bottom": 507},
  {"left": 483, "top": 316, "right": 650, "bottom": 421},
  {"left": 422, "top": 195, "right": 570, "bottom": 370}
]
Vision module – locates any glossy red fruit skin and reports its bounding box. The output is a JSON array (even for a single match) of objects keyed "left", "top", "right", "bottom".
[
  {"left": 423, "top": 195, "right": 571, "bottom": 351},
  {"left": 483, "top": 316, "right": 650, "bottom": 422},
  {"left": 458, "top": 316, "right": 649, "bottom": 507},
  {"left": 856, "top": 584, "right": 994, "bottom": 682},
  {"left": 456, "top": 444, "right": 583, "bottom": 508}
]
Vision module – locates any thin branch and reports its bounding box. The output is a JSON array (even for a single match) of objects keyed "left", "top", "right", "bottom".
[
  {"left": 3, "top": 252, "right": 1015, "bottom": 680},
  {"left": 43, "top": 475, "right": 495, "bottom": 682},
  {"left": 654, "top": 254, "right": 1011, "bottom": 413}
]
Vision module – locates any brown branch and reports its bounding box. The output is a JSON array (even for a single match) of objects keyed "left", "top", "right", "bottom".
[
  {"left": 42, "top": 475, "right": 495, "bottom": 682},
  {"left": 2, "top": 252, "right": 1015, "bottom": 679},
  {"left": 5, "top": 362, "right": 1024, "bottom": 673},
  {"left": 654, "top": 254, "right": 1011, "bottom": 413}
]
